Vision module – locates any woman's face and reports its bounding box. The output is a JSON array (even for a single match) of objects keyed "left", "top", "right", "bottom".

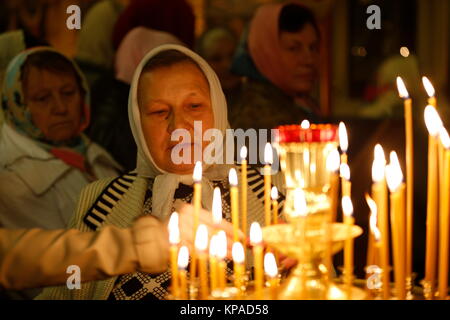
[
  {"left": 138, "top": 62, "right": 214, "bottom": 174},
  {"left": 24, "top": 67, "right": 83, "bottom": 142},
  {"left": 279, "top": 23, "right": 319, "bottom": 94}
]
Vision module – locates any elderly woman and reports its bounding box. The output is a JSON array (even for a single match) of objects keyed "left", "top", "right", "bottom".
[
  {"left": 230, "top": 2, "right": 322, "bottom": 130},
  {"left": 0, "top": 48, "right": 121, "bottom": 230},
  {"left": 37, "top": 44, "right": 284, "bottom": 300}
]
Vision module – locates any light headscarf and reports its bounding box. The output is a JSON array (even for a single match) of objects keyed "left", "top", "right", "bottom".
[
  {"left": 1, "top": 47, "right": 91, "bottom": 171},
  {"left": 128, "top": 44, "right": 231, "bottom": 219}
]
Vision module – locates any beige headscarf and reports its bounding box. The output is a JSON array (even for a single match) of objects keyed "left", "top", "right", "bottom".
[{"left": 128, "top": 44, "right": 231, "bottom": 219}]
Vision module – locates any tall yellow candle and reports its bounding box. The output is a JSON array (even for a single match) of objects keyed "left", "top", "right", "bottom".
[
  {"left": 424, "top": 105, "right": 443, "bottom": 299},
  {"left": 422, "top": 76, "right": 437, "bottom": 108},
  {"left": 372, "top": 144, "right": 391, "bottom": 299},
  {"left": 229, "top": 168, "right": 240, "bottom": 242},
  {"left": 339, "top": 122, "right": 349, "bottom": 165},
  {"left": 240, "top": 146, "right": 248, "bottom": 236},
  {"left": 177, "top": 246, "right": 189, "bottom": 300},
  {"left": 217, "top": 230, "right": 227, "bottom": 290},
  {"left": 366, "top": 194, "right": 381, "bottom": 271},
  {"left": 212, "top": 187, "right": 223, "bottom": 230},
  {"left": 168, "top": 212, "right": 180, "bottom": 298},
  {"left": 271, "top": 186, "right": 279, "bottom": 225},
  {"left": 250, "top": 222, "right": 264, "bottom": 299},
  {"left": 340, "top": 163, "right": 351, "bottom": 198},
  {"left": 438, "top": 128, "right": 450, "bottom": 299},
  {"left": 190, "top": 161, "right": 202, "bottom": 283},
  {"left": 397, "top": 77, "right": 414, "bottom": 284},
  {"left": 342, "top": 196, "right": 354, "bottom": 293},
  {"left": 264, "top": 143, "right": 273, "bottom": 227},
  {"left": 209, "top": 235, "right": 219, "bottom": 293},
  {"left": 386, "top": 152, "right": 406, "bottom": 300},
  {"left": 326, "top": 148, "right": 341, "bottom": 223},
  {"left": 264, "top": 252, "right": 279, "bottom": 300},
  {"left": 232, "top": 242, "right": 245, "bottom": 297},
  {"left": 195, "top": 224, "right": 209, "bottom": 299}
]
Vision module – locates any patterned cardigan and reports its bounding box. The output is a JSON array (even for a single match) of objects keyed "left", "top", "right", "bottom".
[{"left": 36, "top": 166, "right": 284, "bottom": 300}]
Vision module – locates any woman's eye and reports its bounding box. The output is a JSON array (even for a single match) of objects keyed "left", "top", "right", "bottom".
[
  {"left": 190, "top": 104, "right": 202, "bottom": 109},
  {"left": 151, "top": 110, "right": 168, "bottom": 115},
  {"left": 34, "top": 95, "right": 50, "bottom": 102}
]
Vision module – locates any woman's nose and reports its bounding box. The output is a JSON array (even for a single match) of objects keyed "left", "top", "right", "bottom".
[
  {"left": 167, "top": 110, "right": 192, "bottom": 134},
  {"left": 51, "top": 93, "right": 68, "bottom": 115}
]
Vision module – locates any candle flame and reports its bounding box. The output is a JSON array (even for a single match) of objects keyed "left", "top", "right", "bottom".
[
  {"left": 422, "top": 76, "right": 435, "bottom": 97},
  {"left": 250, "top": 222, "right": 263, "bottom": 245},
  {"left": 326, "top": 148, "right": 340, "bottom": 173},
  {"left": 301, "top": 119, "right": 310, "bottom": 129},
  {"left": 178, "top": 246, "right": 189, "bottom": 269},
  {"left": 293, "top": 188, "right": 308, "bottom": 217},
  {"left": 264, "top": 252, "right": 278, "bottom": 278},
  {"left": 212, "top": 187, "right": 222, "bottom": 224},
  {"left": 264, "top": 143, "right": 273, "bottom": 165},
  {"left": 342, "top": 196, "right": 353, "bottom": 217},
  {"left": 216, "top": 231, "right": 227, "bottom": 260},
  {"left": 194, "top": 224, "right": 208, "bottom": 251},
  {"left": 339, "top": 122, "right": 348, "bottom": 153},
  {"left": 240, "top": 145, "right": 248, "bottom": 160},
  {"left": 193, "top": 161, "right": 202, "bottom": 182},
  {"left": 229, "top": 168, "right": 238, "bottom": 186},
  {"left": 232, "top": 242, "right": 245, "bottom": 264},
  {"left": 372, "top": 144, "right": 386, "bottom": 183},
  {"left": 424, "top": 105, "right": 443, "bottom": 137},
  {"left": 440, "top": 127, "right": 450, "bottom": 149},
  {"left": 209, "top": 235, "right": 218, "bottom": 257},
  {"left": 396, "top": 76, "right": 409, "bottom": 99},
  {"left": 365, "top": 193, "right": 380, "bottom": 241},
  {"left": 386, "top": 151, "right": 403, "bottom": 192},
  {"left": 168, "top": 212, "right": 180, "bottom": 245},
  {"left": 339, "top": 163, "right": 350, "bottom": 180},
  {"left": 271, "top": 186, "right": 278, "bottom": 200}
]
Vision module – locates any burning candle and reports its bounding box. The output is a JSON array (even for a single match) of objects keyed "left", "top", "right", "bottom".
[
  {"left": 250, "top": 222, "right": 264, "bottom": 299},
  {"left": 168, "top": 212, "right": 180, "bottom": 297},
  {"left": 327, "top": 148, "right": 341, "bottom": 222},
  {"left": 229, "top": 168, "right": 240, "bottom": 242},
  {"left": 271, "top": 186, "right": 279, "bottom": 225},
  {"left": 340, "top": 163, "right": 351, "bottom": 198},
  {"left": 386, "top": 151, "right": 406, "bottom": 300},
  {"left": 422, "top": 76, "right": 437, "bottom": 108},
  {"left": 424, "top": 105, "right": 443, "bottom": 299},
  {"left": 232, "top": 242, "right": 245, "bottom": 297},
  {"left": 372, "top": 144, "right": 390, "bottom": 299},
  {"left": 342, "top": 196, "right": 354, "bottom": 292},
  {"left": 397, "top": 77, "right": 414, "bottom": 284},
  {"left": 264, "top": 252, "right": 279, "bottom": 300},
  {"left": 366, "top": 194, "right": 381, "bottom": 268},
  {"left": 264, "top": 143, "right": 273, "bottom": 227},
  {"left": 190, "top": 161, "right": 202, "bottom": 283},
  {"left": 339, "top": 122, "right": 348, "bottom": 165},
  {"left": 438, "top": 128, "right": 450, "bottom": 299},
  {"left": 195, "top": 224, "right": 209, "bottom": 299},
  {"left": 301, "top": 119, "right": 310, "bottom": 129},
  {"left": 240, "top": 146, "right": 248, "bottom": 236},
  {"left": 217, "top": 230, "right": 227, "bottom": 290},
  {"left": 212, "top": 187, "right": 222, "bottom": 228},
  {"left": 209, "top": 235, "right": 219, "bottom": 293},
  {"left": 178, "top": 246, "right": 189, "bottom": 300}
]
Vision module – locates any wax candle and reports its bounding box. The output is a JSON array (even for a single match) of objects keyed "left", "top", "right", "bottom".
[
  {"left": 386, "top": 151, "right": 406, "bottom": 300},
  {"left": 422, "top": 76, "right": 437, "bottom": 108},
  {"left": 195, "top": 224, "right": 209, "bottom": 299},
  {"left": 217, "top": 230, "right": 227, "bottom": 290},
  {"left": 190, "top": 161, "right": 202, "bottom": 283},
  {"left": 326, "top": 148, "right": 341, "bottom": 223},
  {"left": 397, "top": 77, "right": 414, "bottom": 284},
  {"left": 229, "top": 168, "right": 240, "bottom": 242},
  {"left": 339, "top": 122, "right": 348, "bottom": 165},
  {"left": 366, "top": 194, "right": 381, "bottom": 268},
  {"left": 301, "top": 119, "right": 310, "bottom": 129},
  {"left": 424, "top": 105, "right": 443, "bottom": 299},
  {"left": 264, "top": 252, "right": 279, "bottom": 300},
  {"left": 264, "top": 143, "right": 273, "bottom": 227},
  {"left": 438, "top": 128, "right": 450, "bottom": 299},
  {"left": 240, "top": 146, "right": 248, "bottom": 236},
  {"left": 342, "top": 196, "right": 354, "bottom": 294},
  {"left": 209, "top": 235, "right": 219, "bottom": 293},
  {"left": 212, "top": 187, "right": 222, "bottom": 229},
  {"left": 232, "top": 242, "right": 245, "bottom": 297},
  {"left": 340, "top": 163, "right": 351, "bottom": 198},
  {"left": 271, "top": 186, "right": 279, "bottom": 225},
  {"left": 250, "top": 222, "right": 264, "bottom": 299},
  {"left": 178, "top": 246, "right": 189, "bottom": 300},
  {"left": 372, "top": 144, "right": 390, "bottom": 299},
  {"left": 168, "top": 212, "right": 180, "bottom": 298}
]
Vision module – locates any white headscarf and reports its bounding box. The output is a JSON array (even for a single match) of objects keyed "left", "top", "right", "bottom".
[{"left": 128, "top": 44, "right": 232, "bottom": 220}]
